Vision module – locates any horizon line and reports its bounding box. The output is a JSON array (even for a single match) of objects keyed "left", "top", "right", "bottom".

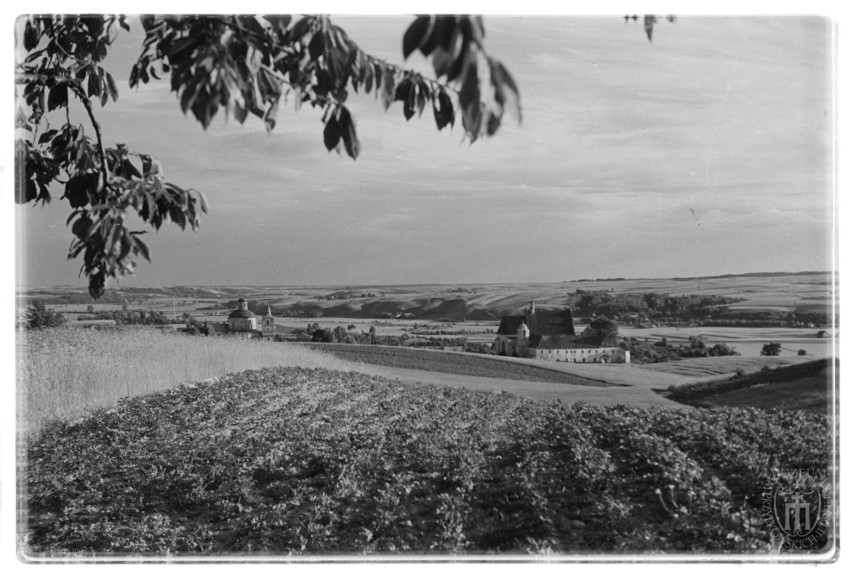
[{"left": 16, "top": 269, "right": 837, "bottom": 292}]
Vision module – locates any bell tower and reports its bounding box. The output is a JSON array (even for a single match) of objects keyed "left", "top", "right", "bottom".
[{"left": 261, "top": 305, "right": 275, "bottom": 338}]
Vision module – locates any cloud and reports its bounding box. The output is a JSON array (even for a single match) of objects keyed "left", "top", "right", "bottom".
[{"left": 18, "top": 16, "right": 834, "bottom": 288}]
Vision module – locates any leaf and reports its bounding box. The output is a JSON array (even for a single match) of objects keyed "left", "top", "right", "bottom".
[
  {"left": 490, "top": 59, "right": 522, "bottom": 123},
  {"left": 433, "top": 89, "right": 454, "bottom": 131},
  {"left": 415, "top": 81, "right": 427, "bottom": 116},
  {"left": 458, "top": 59, "right": 479, "bottom": 113},
  {"left": 87, "top": 68, "right": 100, "bottom": 98},
  {"left": 64, "top": 173, "right": 98, "bottom": 208},
  {"left": 338, "top": 106, "right": 360, "bottom": 160},
  {"left": 36, "top": 182, "right": 52, "bottom": 204},
  {"left": 381, "top": 66, "right": 395, "bottom": 110},
  {"left": 169, "top": 206, "right": 187, "bottom": 229},
  {"left": 486, "top": 112, "right": 501, "bottom": 136},
  {"left": 308, "top": 31, "right": 325, "bottom": 60},
  {"left": 24, "top": 19, "right": 40, "bottom": 51},
  {"left": 89, "top": 272, "right": 105, "bottom": 300},
  {"left": 363, "top": 62, "right": 374, "bottom": 94},
  {"left": 98, "top": 68, "right": 108, "bottom": 106},
  {"left": 263, "top": 100, "right": 279, "bottom": 133},
  {"left": 433, "top": 17, "right": 457, "bottom": 51},
  {"left": 22, "top": 179, "right": 37, "bottom": 203},
  {"left": 447, "top": 50, "right": 466, "bottom": 82},
  {"left": 394, "top": 78, "right": 411, "bottom": 103},
  {"left": 431, "top": 48, "right": 454, "bottom": 79},
  {"left": 71, "top": 214, "right": 93, "bottom": 240},
  {"left": 133, "top": 235, "right": 151, "bottom": 262},
  {"left": 46, "top": 84, "right": 68, "bottom": 111},
  {"left": 403, "top": 16, "right": 431, "bottom": 59},
  {"left": 323, "top": 115, "right": 340, "bottom": 151},
  {"left": 37, "top": 129, "right": 57, "bottom": 145},
  {"left": 264, "top": 15, "right": 292, "bottom": 33},
  {"left": 105, "top": 72, "right": 119, "bottom": 101},
  {"left": 234, "top": 99, "right": 248, "bottom": 124}
]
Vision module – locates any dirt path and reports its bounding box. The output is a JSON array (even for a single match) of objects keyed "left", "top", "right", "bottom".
[{"left": 358, "top": 364, "right": 684, "bottom": 409}]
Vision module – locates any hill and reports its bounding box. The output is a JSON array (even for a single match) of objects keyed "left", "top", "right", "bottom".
[
  {"left": 664, "top": 358, "right": 835, "bottom": 413},
  {"left": 19, "top": 272, "right": 835, "bottom": 324},
  {"left": 24, "top": 367, "right": 831, "bottom": 555}
]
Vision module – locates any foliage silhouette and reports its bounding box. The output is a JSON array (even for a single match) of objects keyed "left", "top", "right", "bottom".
[{"left": 16, "top": 15, "right": 521, "bottom": 298}]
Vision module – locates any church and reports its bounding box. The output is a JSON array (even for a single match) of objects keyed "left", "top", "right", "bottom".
[
  {"left": 494, "top": 301, "right": 630, "bottom": 363},
  {"left": 225, "top": 298, "right": 277, "bottom": 338}
]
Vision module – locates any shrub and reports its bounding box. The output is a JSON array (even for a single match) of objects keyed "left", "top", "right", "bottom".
[
  {"left": 797, "top": 349, "right": 808, "bottom": 356},
  {"left": 24, "top": 300, "right": 66, "bottom": 329},
  {"left": 760, "top": 342, "right": 782, "bottom": 356}
]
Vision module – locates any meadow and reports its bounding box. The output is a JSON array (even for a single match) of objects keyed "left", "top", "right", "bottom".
[{"left": 17, "top": 327, "right": 366, "bottom": 433}]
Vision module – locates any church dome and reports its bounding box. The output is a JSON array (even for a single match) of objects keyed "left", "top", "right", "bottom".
[
  {"left": 228, "top": 308, "right": 256, "bottom": 319},
  {"left": 229, "top": 298, "right": 256, "bottom": 319}
]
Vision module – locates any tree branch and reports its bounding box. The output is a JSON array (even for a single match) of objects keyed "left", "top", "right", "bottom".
[{"left": 68, "top": 82, "right": 110, "bottom": 195}]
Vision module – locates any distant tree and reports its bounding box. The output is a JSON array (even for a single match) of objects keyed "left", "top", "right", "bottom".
[
  {"left": 86, "top": 304, "right": 94, "bottom": 313},
  {"left": 707, "top": 343, "right": 738, "bottom": 356},
  {"left": 24, "top": 300, "right": 66, "bottom": 329},
  {"left": 760, "top": 342, "right": 782, "bottom": 356},
  {"left": 332, "top": 326, "right": 348, "bottom": 343},
  {"left": 587, "top": 317, "right": 618, "bottom": 335},
  {"left": 183, "top": 317, "right": 210, "bottom": 335},
  {"left": 311, "top": 328, "right": 333, "bottom": 343},
  {"left": 797, "top": 349, "right": 808, "bottom": 356}
]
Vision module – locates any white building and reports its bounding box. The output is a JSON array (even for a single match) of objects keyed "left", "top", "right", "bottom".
[{"left": 494, "top": 301, "right": 629, "bottom": 363}]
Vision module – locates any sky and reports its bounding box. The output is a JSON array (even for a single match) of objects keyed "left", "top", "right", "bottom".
[{"left": 14, "top": 14, "right": 837, "bottom": 288}]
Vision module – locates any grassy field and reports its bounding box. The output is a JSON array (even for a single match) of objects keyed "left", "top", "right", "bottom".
[
  {"left": 23, "top": 367, "right": 832, "bottom": 556},
  {"left": 16, "top": 327, "right": 367, "bottom": 433}
]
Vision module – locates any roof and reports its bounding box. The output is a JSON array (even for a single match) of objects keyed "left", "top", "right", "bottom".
[
  {"left": 228, "top": 308, "right": 257, "bottom": 319},
  {"left": 496, "top": 309, "right": 575, "bottom": 337},
  {"left": 496, "top": 315, "right": 528, "bottom": 335},
  {"left": 532, "top": 329, "right": 620, "bottom": 350}
]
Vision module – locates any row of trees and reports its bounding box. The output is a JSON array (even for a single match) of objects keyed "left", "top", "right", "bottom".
[
  {"left": 568, "top": 290, "right": 740, "bottom": 320},
  {"left": 621, "top": 336, "right": 739, "bottom": 364}
]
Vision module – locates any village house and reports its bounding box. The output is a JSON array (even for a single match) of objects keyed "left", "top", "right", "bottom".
[{"left": 494, "top": 301, "right": 630, "bottom": 363}]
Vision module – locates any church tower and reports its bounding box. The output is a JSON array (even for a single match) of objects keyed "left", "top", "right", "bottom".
[{"left": 261, "top": 305, "right": 275, "bottom": 338}]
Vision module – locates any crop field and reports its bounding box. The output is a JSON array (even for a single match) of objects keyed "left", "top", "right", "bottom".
[
  {"left": 306, "top": 344, "right": 612, "bottom": 387},
  {"left": 23, "top": 367, "right": 832, "bottom": 556}
]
